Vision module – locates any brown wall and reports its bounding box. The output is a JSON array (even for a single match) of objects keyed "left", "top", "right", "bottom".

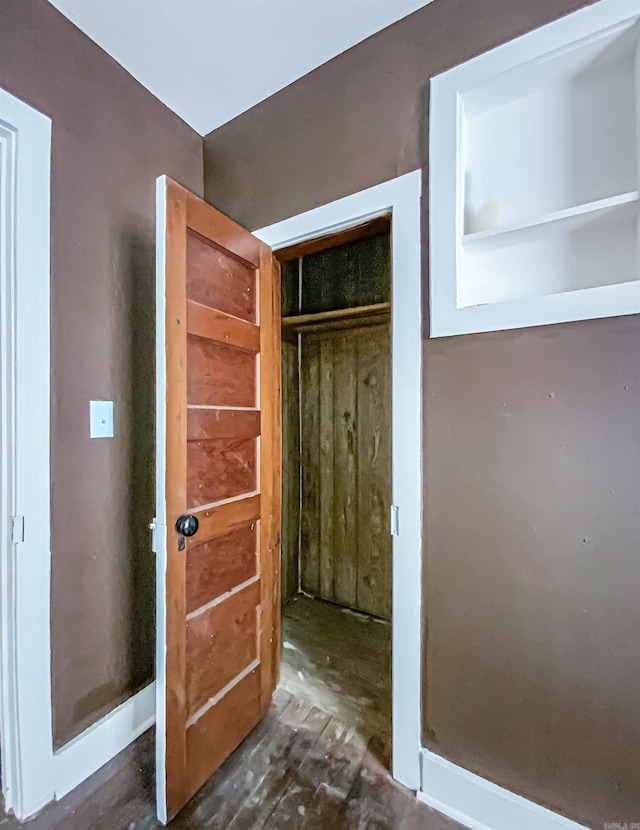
[
  {"left": 203, "top": 1, "right": 640, "bottom": 826},
  {"left": 0, "top": 0, "right": 203, "bottom": 746}
]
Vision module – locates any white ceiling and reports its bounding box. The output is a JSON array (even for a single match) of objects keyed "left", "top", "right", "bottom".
[{"left": 49, "top": 0, "right": 432, "bottom": 136}]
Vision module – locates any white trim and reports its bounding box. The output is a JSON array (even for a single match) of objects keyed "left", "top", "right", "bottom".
[
  {"left": 0, "top": 87, "right": 155, "bottom": 821},
  {"left": 191, "top": 489, "right": 260, "bottom": 513},
  {"left": 255, "top": 170, "right": 423, "bottom": 790},
  {"left": 53, "top": 684, "right": 156, "bottom": 800},
  {"left": 154, "top": 175, "right": 169, "bottom": 826},
  {"left": 0, "top": 94, "right": 21, "bottom": 819},
  {"left": 419, "top": 749, "right": 590, "bottom": 830},
  {"left": 0, "top": 86, "right": 54, "bottom": 820}
]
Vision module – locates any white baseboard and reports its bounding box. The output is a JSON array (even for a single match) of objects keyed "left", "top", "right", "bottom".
[
  {"left": 52, "top": 683, "right": 155, "bottom": 801},
  {"left": 419, "top": 748, "right": 589, "bottom": 830}
]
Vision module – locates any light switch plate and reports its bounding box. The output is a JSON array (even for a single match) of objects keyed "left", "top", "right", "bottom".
[{"left": 90, "top": 400, "right": 114, "bottom": 438}]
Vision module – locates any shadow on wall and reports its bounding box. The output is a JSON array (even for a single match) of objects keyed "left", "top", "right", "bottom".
[{"left": 124, "top": 226, "right": 156, "bottom": 699}]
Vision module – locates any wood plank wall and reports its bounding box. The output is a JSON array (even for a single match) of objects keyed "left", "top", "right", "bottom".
[
  {"left": 282, "top": 335, "right": 301, "bottom": 602},
  {"left": 299, "top": 323, "right": 392, "bottom": 619},
  {"left": 280, "top": 231, "right": 392, "bottom": 617}
]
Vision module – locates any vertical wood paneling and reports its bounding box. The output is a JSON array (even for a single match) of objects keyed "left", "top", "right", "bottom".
[
  {"left": 282, "top": 337, "right": 300, "bottom": 602},
  {"left": 318, "top": 337, "right": 335, "bottom": 600},
  {"left": 333, "top": 333, "right": 358, "bottom": 609},
  {"left": 356, "top": 325, "right": 392, "bottom": 619},
  {"left": 297, "top": 323, "right": 391, "bottom": 619},
  {"left": 299, "top": 233, "right": 390, "bottom": 315},
  {"left": 300, "top": 336, "right": 321, "bottom": 595}
]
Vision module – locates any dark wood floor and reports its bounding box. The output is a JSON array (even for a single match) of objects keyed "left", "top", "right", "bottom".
[
  {"left": 280, "top": 594, "right": 392, "bottom": 764},
  {"left": 0, "top": 596, "right": 463, "bottom": 830}
]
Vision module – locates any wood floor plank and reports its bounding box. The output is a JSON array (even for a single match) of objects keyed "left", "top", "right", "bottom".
[
  {"left": 400, "top": 798, "right": 468, "bottom": 830},
  {"left": 282, "top": 601, "right": 391, "bottom": 687},
  {"left": 263, "top": 714, "right": 368, "bottom": 830},
  {"left": 339, "top": 739, "right": 409, "bottom": 830},
  {"left": 283, "top": 591, "right": 388, "bottom": 634},
  {"left": 295, "top": 782, "right": 349, "bottom": 830},
  {"left": 282, "top": 595, "right": 391, "bottom": 656},
  {"left": 225, "top": 703, "right": 331, "bottom": 830},
  {"left": 185, "top": 695, "right": 315, "bottom": 830},
  {"left": 279, "top": 653, "right": 390, "bottom": 753},
  {"left": 280, "top": 596, "right": 391, "bottom": 752}
]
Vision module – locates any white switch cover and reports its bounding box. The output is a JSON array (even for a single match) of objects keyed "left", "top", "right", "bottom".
[{"left": 90, "top": 400, "right": 114, "bottom": 438}]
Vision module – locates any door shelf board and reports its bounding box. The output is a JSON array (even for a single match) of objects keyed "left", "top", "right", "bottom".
[{"left": 462, "top": 191, "right": 640, "bottom": 252}]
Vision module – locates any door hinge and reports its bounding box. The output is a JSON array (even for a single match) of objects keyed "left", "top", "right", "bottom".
[
  {"left": 11, "top": 516, "right": 24, "bottom": 544},
  {"left": 390, "top": 505, "right": 399, "bottom": 537},
  {"left": 150, "top": 519, "right": 158, "bottom": 554}
]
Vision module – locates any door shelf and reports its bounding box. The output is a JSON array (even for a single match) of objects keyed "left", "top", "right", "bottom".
[{"left": 462, "top": 191, "right": 640, "bottom": 252}]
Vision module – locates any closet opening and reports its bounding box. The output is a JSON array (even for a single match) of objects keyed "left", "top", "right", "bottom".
[{"left": 278, "top": 215, "right": 393, "bottom": 768}]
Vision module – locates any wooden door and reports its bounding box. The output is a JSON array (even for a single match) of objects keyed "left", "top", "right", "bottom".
[
  {"left": 299, "top": 322, "right": 392, "bottom": 619},
  {"left": 154, "top": 176, "right": 281, "bottom": 824}
]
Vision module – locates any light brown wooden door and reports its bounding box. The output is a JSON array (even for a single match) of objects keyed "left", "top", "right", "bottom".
[{"left": 154, "top": 176, "right": 281, "bottom": 824}]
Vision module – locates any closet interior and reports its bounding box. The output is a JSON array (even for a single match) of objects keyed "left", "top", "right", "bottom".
[{"left": 278, "top": 216, "right": 394, "bottom": 760}]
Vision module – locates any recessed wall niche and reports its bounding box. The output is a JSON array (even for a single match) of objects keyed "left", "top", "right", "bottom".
[{"left": 429, "top": 2, "right": 640, "bottom": 337}]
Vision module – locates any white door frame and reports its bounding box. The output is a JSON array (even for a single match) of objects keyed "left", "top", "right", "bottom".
[
  {"left": 0, "top": 86, "right": 54, "bottom": 819},
  {"left": 0, "top": 87, "right": 154, "bottom": 821},
  {"left": 255, "top": 169, "right": 423, "bottom": 790}
]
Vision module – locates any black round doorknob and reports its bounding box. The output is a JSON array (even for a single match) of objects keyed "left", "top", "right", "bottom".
[{"left": 175, "top": 514, "right": 199, "bottom": 538}]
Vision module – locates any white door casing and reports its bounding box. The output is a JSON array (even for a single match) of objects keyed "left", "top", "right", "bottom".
[
  {"left": 0, "top": 87, "right": 54, "bottom": 818},
  {"left": 255, "top": 170, "right": 423, "bottom": 790}
]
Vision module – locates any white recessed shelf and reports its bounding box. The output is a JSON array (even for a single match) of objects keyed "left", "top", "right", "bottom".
[
  {"left": 429, "top": 3, "right": 640, "bottom": 336},
  {"left": 461, "top": 191, "right": 640, "bottom": 252}
]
